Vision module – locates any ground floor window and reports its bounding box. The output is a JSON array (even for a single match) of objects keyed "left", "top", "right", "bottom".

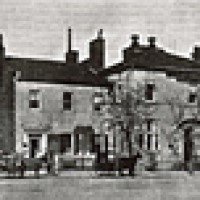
[
  {"left": 137, "top": 133, "right": 159, "bottom": 151},
  {"left": 48, "top": 134, "right": 72, "bottom": 154},
  {"left": 74, "top": 126, "right": 95, "bottom": 155},
  {"left": 75, "top": 133, "right": 96, "bottom": 154},
  {"left": 60, "top": 134, "right": 71, "bottom": 153},
  {"left": 139, "top": 134, "right": 143, "bottom": 149}
]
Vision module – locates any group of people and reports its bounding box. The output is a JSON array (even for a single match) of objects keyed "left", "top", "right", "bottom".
[{"left": 4, "top": 150, "right": 59, "bottom": 178}]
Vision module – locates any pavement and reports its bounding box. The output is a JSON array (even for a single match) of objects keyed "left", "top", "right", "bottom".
[
  {"left": 0, "top": 169, "right": 197, "bottom": 179},
  {"left": 0, "top": 172, "right": 199, "bottom": 200}
]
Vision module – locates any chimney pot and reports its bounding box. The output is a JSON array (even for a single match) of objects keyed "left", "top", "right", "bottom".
[
  {"left": 0, "top": 34, "right": 3, "bottom": 48},
  {"left": 192, "top": 46, "right": 200, "bottom": 61},
  {"left": 131, "top": 34, "right": 139, "bottom": 46},
  {"left": 97, "top": 29, "right": 103, "bottom": 39},
  {"left": 148, "top": 36, "right": 156, "bottom": 47},
  {"left": 68, "top": 27, "right": 72, "bottom": 52}
]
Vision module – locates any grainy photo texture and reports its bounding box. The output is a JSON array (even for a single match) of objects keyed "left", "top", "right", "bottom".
[{"left": 0, "top": 0, "right": 200, "bottom": 199}]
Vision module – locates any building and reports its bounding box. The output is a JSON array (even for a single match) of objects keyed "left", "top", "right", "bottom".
[
  {"left": 0, "top": 29, "right": 113, "bottom": 167},
  {"left": 2, "top": 29, "right": 200, "bottom": 171},
  {"left": 100, "top": 34, "right": 200, "bottom": 170}
]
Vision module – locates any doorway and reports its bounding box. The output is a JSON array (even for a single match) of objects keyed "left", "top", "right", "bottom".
[
  {"left": 184, "top": 127, "right": 193, "bottom": 164},
  {"left": 29, "top": 138, "right": 39, "bottom": 158}
]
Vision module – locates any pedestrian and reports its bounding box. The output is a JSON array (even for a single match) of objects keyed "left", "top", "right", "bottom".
[
  {"left": 20, "top": 158, "right": 25, "bottom": 178},
  {"left": 47, "top": 150, "right": 54, "bottom": 175},
  {"left": 54, "top": 153, "right": 59, "bottom": 176}
]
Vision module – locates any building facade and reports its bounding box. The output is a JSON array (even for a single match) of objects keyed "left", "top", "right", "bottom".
[
  {"left": 2, "top": 29, "right": 200, "bottom": 170},
  {"left": 0, "top": 29, "right": 113, "bottom": 168},
  {"left": 15, "top": 80, "right": 110, "bottom": 159},
  {"left": 100, "top": 35, "right": 200, "bottom": 170}
]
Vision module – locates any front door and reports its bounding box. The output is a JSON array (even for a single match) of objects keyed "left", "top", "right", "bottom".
[
  {"left": 184, "top": 127, "right": 193, "bottom": 163},
  {"left": 29, "top": 138, "right": 39, "bottom": 158}
]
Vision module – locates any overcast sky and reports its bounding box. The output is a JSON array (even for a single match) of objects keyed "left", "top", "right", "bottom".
[{"left": 0, "top": 0, "right": 200, "bottom": 66}]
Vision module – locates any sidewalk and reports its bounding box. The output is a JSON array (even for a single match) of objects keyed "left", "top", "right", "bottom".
[
  {"left": 0, "top": 169, "right": 198, "bottom": 179},
  {"left": 58, "top": 170, "right": 196, "bottom": 179}
]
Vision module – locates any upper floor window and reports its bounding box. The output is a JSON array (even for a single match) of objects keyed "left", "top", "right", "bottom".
[
  {"left": 93, "top": 92, "right": 104, "bottom": 111},
  {"left": 188, "top": 92, "right": 197, "bottom": 103},
  {"left": 63, "top": 92, "right": 72, "bottom": 110},
  {"left": 139, "top": 133, "right": 143, "bottom": 149},
  {"left": 147, "top": 134, "right": 152, "bottom": 150},
  {"left": 147, "top": 119, "right": 154, "bottom": 132},
  {"left": 155, "top": 134, "right": 159, "bottom": 150},
  {"left": 29, "top": 89, "right": 40, "bottom": 109},
  {"left": 145, "top": 83, "right": 155, "bottom": 101},
  {"left": 146, "top": 134, "right": 159, "bottom": 151}
]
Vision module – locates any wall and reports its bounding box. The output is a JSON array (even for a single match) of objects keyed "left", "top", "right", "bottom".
[
  {"left": 15, "top": 80, "right": 110, "bottom": 157},
  {"left": 108, "top": 68, "right": 198, "bottom": 167}
]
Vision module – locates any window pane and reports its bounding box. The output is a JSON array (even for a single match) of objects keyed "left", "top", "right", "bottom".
[
  {"left": 60, "top": 134, "right": 71, "bottom": 153},
  {"left": 147, "top": 134, "right": 152, "bottom": 150},
  {"left": 63, "top": 101, "right": 71, "bottom": 110},
  {"left": 75, "top": 134, "right": 79, "bottom": 154},
  {"left": 147, "top": 120, "right": 152, "bottom": 132},
  {"left": 63, "top": 92, "right": 71, "bottom": 101},
  {"left": 94, "top": 103, "right": 101, "bottom": 111},
  {"left": 189, "top": 93, "right": 196, "bottom": 103},
  {"left": 63, "top": 92, "right": 72, "bottom": 110},
  {"left": 145, "top": 84, "right": 154, "bottom": 100},
  {"left": 139, "top": 134, "right": 143, "bottom": 149},
  {"left": 29, "top": 99, "right": 39, "bottom": 108},
  {"left": 155, "top": 134, "right": 158, "bottom": 150},
  {"left": 29, "top": 89, "right": 40, "bottom": 108}
]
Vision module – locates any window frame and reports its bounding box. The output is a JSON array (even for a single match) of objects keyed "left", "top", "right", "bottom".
[
  {"left": 188, "top": 92, "right": 197, "bottom": 103},
  {"left": 29, "top": 89, "right": 40, "bottom": 109},
  {"left": 145, "top": 83, "right": 155, "bottom": 101},
  {"left": 63, "top": 91, "right": 72, "bottom": 111}
]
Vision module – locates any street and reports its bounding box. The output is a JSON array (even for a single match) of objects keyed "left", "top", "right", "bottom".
[{"left": 0, "top": 172, "right": 200, "bottom": 200}]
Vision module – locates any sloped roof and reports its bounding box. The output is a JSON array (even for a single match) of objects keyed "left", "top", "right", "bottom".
[
  {"left": 99, "top": 44, "right": 200, "bottom": 83},
  {"left": 5, "top": 56, "right": 112, "bottom": 88}
]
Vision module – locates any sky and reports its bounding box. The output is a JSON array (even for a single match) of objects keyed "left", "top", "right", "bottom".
[{"left": 0, "top": 0, "right": 200, "bottom": 66}]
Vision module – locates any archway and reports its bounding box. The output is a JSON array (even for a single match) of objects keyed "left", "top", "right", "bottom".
[{"left": 177, "top": 118, "right": 200, "bottom": 171}]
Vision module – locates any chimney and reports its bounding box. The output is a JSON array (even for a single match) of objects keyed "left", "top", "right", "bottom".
[
  {"left": 148, "top": 36, "right": 156, "bottom": 48},
  {"left": 68, "top": 27, "right": 72, "bottom": 52},
  {"left": 65, "top": 27, "right": 79, "bottom": 64},
  {"left": 89, "top": 29, "right": 105, "bottom": 71},
  {"left": 0, "top": 34, "right": 5, "bottom": 86},
  {"left": 131, "top": 34, "right": 139, "bottom": 46},
  {"left": 192, "top": 46, "right": 200, "bottom": 62},
  {"left": 0, "top": 34, "right": 5, "bottom": 61},
  {"left": 0, "top": 34, "right": 3, "bottom": 49}
]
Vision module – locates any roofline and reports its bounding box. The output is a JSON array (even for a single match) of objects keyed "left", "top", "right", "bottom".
[
  {"left": 17, "top": 78, "right": 113, "bottom": 89},
  {"left": 177, "top": 118, "right": 200, "bottom": 129}
]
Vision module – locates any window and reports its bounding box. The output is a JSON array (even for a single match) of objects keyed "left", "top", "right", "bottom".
[
  {"left": 145, "top": 83, "right": 155, "bottom": 100},
  {"left": 60, "top": 134, "right": 71, "bottom": 153},
  {"left": 94, "top": 104, "right": 101, "bottom": 111},
  {"left": 63, "top": 92, "right": 72, "bottom": 110},
  {"left": 147, "top": 134, "right": 152, "bottom": 150},
  {"left": 93, "top": 92, "right": 104, "bottom": 111},
  {"left": 147, "top": 120, "right": 153, "bottom": 132},
  {"left": 29, "top": 89, "right": 40, "bottom": 108},
  {"left": 189, "top": 92, "right": 197, "bottom": 103},
  {"left": 155, "top": 134, "right": 158, "bottom": 150},
  {"left": 75, "top": 133, "right": 95, "bottom": 154},
  {"left": 139, "top": 134, "right": 143, "bottom": 149}
]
